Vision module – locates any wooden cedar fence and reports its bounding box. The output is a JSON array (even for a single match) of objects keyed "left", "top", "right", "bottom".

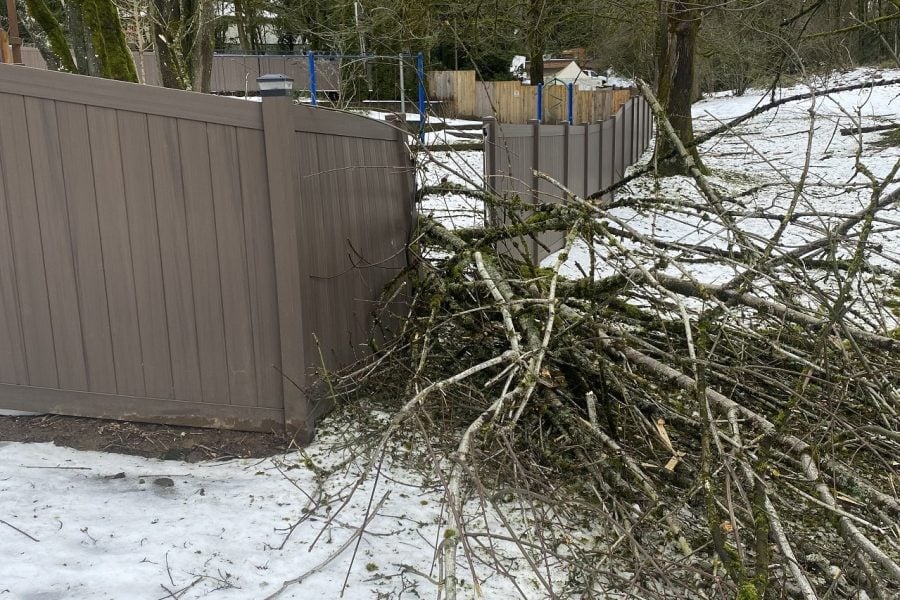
[
  {"left": 429, "top": 70, "right": 633, "bottom": 123},
  {"left": 485, "top": 95, "right": 652, "bottom": 263},
  {"left": 19, "top": 47, "right": 342, "bottom": 93},
  {"left": 0, "top": 64, "right": 414, "bottom": 438},
  {"left": 1, "top": 31, "right": 12, "bottom": 64}
]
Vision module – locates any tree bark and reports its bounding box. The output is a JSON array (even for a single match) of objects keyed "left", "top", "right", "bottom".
[
  {"left": 190, "top": 0, "right": 214, "bottom": 92},
  {"left": 13, "top": 0, "right": 62, "bottom": 70},
  {"left": 22, "top": 0, "right": 78, "bottom": 72},
  {"left": 66, "top": 0, "right": 100, "bottom": 75},
  {"left": 81, "top": 0, "right": 138, "bottom": 82},
  {"left": 232, "top": 0, "right": 251, "bottom": 53},
  {"left": 655, "top": 0, "right": 706, "bottom": 175},
  {"left": 526, "top": 0, "right": 545, "bottom": 85},
  {"left": 151, "top": 0, "right": 188, "bottom": 89},
  {"left": 150, "top": 0, "right": 214, "bottom": 91},
  {"left": 23, "top": 0, "right": 135, "bottom": 80}
]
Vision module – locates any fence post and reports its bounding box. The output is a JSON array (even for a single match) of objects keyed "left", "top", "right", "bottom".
[
  {"left": 417, "top": 52, "right": 426, "bottom": 143},
  {"left": 4, "top": 0, "right": 22, "bottom": 64},
  {"left": 599, "top": 119, "right": 606, "bottom": 198},
  {"left": 483, "top": 116, "right": 498, "bottom": 229},
  {"left": 529, "top": 118, "right": 541, "bottom": 263},
  {"left": 619, "top": 109, "right": 627, "bottom": 177},
  {"left": 583, "top": 122, "right": 590, "bottom": 198},
  {"left": 0, "top": 30, "right": 10, "bottom": 64},
  {"left": 567, "top": 82, "right": 574, "bottom": 125},
  {"left": 398, "top": 53, "right": 406, "bottom": 116},
  {"left": 386, "top": 114, "right": 416, "bottom": 234},
  {"left": 643, "top": 98, "right": 650, "bottom": 152},
  {"left": 636, "top": 97, "right": 643, "bottom": 154},
  {"left": 563, "top": 121, "right": 570, "bottom": 191},
  {"left": 609, "top": 113, "right": 618, "bottom": 201},
  {"left": 308, "top": 52, "right": 317, "bottom": 106},
  {"left": 632, "top": 97, "right": 639, "bottom": 163},
  {"left": 258, "top": 83, "right": 309, "bottom": 439},
  {"left": 536, "top": 83, "right": 544, "bottom": 123}
]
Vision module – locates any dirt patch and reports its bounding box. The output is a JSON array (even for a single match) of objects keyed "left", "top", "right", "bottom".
[{"left": 0, "top": 414, "right": 291, "bottom": 462}]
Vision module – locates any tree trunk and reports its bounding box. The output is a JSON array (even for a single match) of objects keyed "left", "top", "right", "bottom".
[
  {"left": 151, "top": 0, "right": 213, "bottom": 92},
  {"left": 22, "top": 0, "right": 78, "bottom": 72},
  {"left": 151, "top": 0, "right": 188, "bottom": 89},
  {"left": 232, "top": 0, "right": 251, "bottom": 53},
  {"left": 81, "top": 0, "right": 138, "bottom": 82},
  {"left": 23, "top": 0, "right": 135, "bottom": 80},
  {"left": 14, "top": 0, "right": 61, "bottom": 70},
  {"left": 66, "top": 0, "right": 100, "bottom": 75},
  {"left": 189, "top": 0, "right": 214, "bottom": 92},
  {"left": 526, "top": 0, "right": 545, "bottom": 85},
  {"left": 655, "top": 0, "right": 706, "bottom": 176},
  {"left": 528, "top": 48, "right": 544, "bottom": 85}
]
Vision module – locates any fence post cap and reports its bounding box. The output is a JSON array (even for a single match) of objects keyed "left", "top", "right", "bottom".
[{"left": 257, "top": 73, "right": 294, "bottom": 99}]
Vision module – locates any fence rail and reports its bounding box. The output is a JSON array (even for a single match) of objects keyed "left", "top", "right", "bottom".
[
  {"left": 0, "top": 64, "right": 414, "bottom": 437},
  {"left": 429, "top": 70, "right": 634, "bottom": 123},
  {"left": 485, "top": 95, "right": 652, "bottom": 262}
]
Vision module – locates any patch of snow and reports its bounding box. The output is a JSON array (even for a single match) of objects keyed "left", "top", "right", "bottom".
[
  {"left": 419, "top": 150, "right": 486, "bottom": 230},
  {"left": 0, "top": 416, "right": 558, "bottom": 599},
  {"left": 549, "top": 67, "right": 900, "bottom": 301}
]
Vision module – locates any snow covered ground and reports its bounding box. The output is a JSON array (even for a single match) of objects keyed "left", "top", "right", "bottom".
[
  {"left": 4, "top": 67, "right": 900, "bottom": 600},
  {"left": 419, "top": 68, "right": 900, "bottom": 292},
  {"left": 365, "top": 111, "right": 485, "bottom": 147},
  {"left": 418, "top": 149, "right": 486, "bottom": 231},
  {"left": 560, "top": 67, "right": 900, "bottom": 287},
  {"left": 0, "top": 414, "right": 554, "bottom": 599}
]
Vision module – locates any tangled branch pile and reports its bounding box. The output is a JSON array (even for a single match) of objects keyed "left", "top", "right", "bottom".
[{"left": 340, "top": 81, "right": 900, "bottom": 599}]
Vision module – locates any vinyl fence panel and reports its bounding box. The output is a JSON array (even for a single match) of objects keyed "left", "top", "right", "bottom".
[
  {"left": 0, "top": 64, "right": 414, "bottom": 438},
  {"left": 485, "top": 96, "right": 652, "bottom": 262}
]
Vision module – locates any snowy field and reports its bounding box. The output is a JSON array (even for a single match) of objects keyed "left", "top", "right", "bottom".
[{"left": 3, "top": 68, "right": 900, "bottom": 599}]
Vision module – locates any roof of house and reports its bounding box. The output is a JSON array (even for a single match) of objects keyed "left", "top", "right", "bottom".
[{"left": 523, "top": 58, "right": 580, "bottom": 75}]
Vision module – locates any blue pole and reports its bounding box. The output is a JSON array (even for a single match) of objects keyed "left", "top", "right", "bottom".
[
  {"left": 536, "top": 83, "right": 544, "bottom": 123},
  {"left": 308, "top": 52, "right": 317, "bottom": 106},
  {"left": 567, "top": 82, "right": 574, "bottom": 125},
  {"left": 417, "top": 52, "right": 426, "bottom": 143}
]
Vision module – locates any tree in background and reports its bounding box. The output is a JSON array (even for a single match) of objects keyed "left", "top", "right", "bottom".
[
  {"left": 654, "top": 0, "right": 706, "bottom": 175},
  {"left": 15, "top": 0, "right": 900, "bottom": 98},
  {"left": 151, "top": 0, "right": 215, "bottom": 91},
  {"left": 23, "top": 0, "right": 137, "bottom": 80}
]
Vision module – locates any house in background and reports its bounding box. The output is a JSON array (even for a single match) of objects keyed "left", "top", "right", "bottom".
[
  {"left": 540, "top": 58, "right": 583, "bottom": 82},
  {"left": 515, "top": 51, "right": 607, "bottom": 89}
]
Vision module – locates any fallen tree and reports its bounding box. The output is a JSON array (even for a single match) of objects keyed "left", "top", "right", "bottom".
[{"left": 323, "top": 79, "right": 900, "bottom": 600}]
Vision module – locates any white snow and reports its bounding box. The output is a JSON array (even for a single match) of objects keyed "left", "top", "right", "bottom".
[
  {"left": 550, "top": 68, "right": 900, "bottom": 297},
  {"left": 0, "top": 415, "right": 554, "bottom": 599},
  {"left": 419, "top": 150, "right": 486, "bottom": 230}
]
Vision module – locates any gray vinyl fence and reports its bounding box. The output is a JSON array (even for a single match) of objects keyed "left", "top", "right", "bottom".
[
  {"left": 0, "top": 64, "right": 414, "bottom": 438},
  {"left": 484, "top": 94, "right": 652, "bottom": 262},
  {"left": 21, "top": 47, "right": 342, "bottom": 93}
]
